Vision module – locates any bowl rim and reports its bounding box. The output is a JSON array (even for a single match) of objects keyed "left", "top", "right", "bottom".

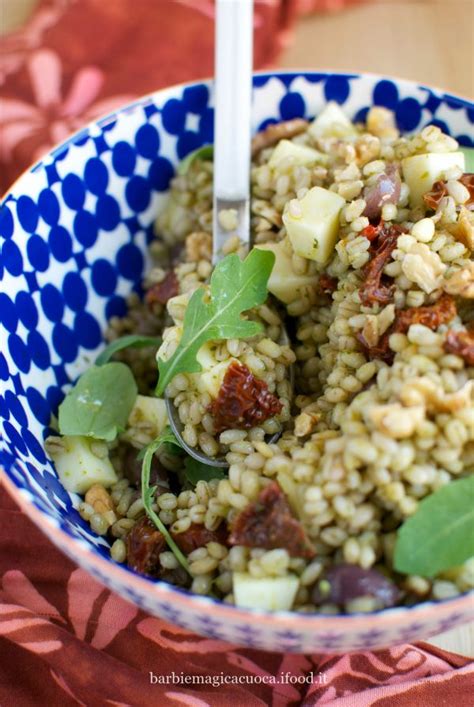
[
  {"left": 2, "top": 68, "right": 473, "bottom": 205},
  {"left": 1, "top": 69, "right": 473, "bottom": 630}
]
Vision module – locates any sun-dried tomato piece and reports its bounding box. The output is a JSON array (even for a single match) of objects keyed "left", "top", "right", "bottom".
[
  {"left": 126, "top": 516, "right": 166, "bottom": 577},
  {"left": 145, "top": 271, "right": 179, "bottom": 306},
  {"left": 424, "top": 174, "right": 474, "bottom": 211},
  {"left": 443, "top": 327, "right": 474, "bottom": 365},
  {"left": 423, "top": 180, "right": 448, "bottom": 211},
  {"left": 359, "top": 223, "right": 403, "bottom": 306},
  {"left": 361, "top": 223, "right": 381, "bottom": 242},
  {"left": 394, "top": 293, "right": 457, "bottom": 334},
  {"left": 357, "top": 294, "right": 457, "bottom": 363},
  {"left": 173, "top": 523, "right": 228, "bottom": 555},
  {"left": 460, "top": 174, "right": 474, "bottom": 207},
  {"left": 229, "top": 481, "right": 315, "bottom": 558},
  {"left": 209, "top": 361, "right": 282, "bottom": 433},
  {"left": 318, "top": 274, "right": 338, "bottom": 294},
  {"left": 251, "top": 118, "right": 309, "bottom": 157}
]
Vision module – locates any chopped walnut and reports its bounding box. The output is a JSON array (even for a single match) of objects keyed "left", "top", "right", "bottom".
[
  {"left": 401, "top": 242, "right": 447, "bottom": 294},
  {"left": 447, "top": 206, "right": 474, "bottom": 250},
  {"left": 361, "top": 315, "right": 379, "bottom": 348},
  {"left": 294, "top": 411, "right": 321, "bottom": 437},
  {"left": 400, "top": 378, "right": 473, "bottom": 413},
  {"left": 444, "top": 262, "right": 474, "bottom": 298},
  {"left": 251, "top": 119, "right": 309, "bottom": 157},
  {"left": 85, "top": 484, "right": 114, "bottom": 515},
  {"left": 367, "top": 403, "right": 425, "bottom": 439},
  {"left": 355, "top": 134, "right": 381, "bottom": 166},
  {"left": 185, "top": 231, "right": 212, "bottom": 262},
  {"left": 366, "top": 107, "right": 399, "bottom": 140}
]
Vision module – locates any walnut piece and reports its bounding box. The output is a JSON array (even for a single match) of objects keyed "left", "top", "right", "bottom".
[
  {"left": 401, "top": 242, "right": 447, "bottom": 294},
  {"left": 446, "top": 206, "right": 474, "bottom": 250},
  {"left": 366, "top": 106, "right": 399, "bottom": 140},
  {"left": 367, "top": 403, "right": 425, "bottom": 438},
  {"left": 185, "top": 231, "right": 212, "bottom": 262},
  {"left": 400, "top": 378, "right": 473, "bottom": 413},
  {"left": 444, "top": 262, "right": 474, "bottom": 298},
  {"left": 251, "top": 119, "right": 309, "bottom": 157},
  {"left": 294, "top": 411, "right": 321, "bottom": 437},
  {"left": 85, "top": 484, "right": 114, "bottom": 514}
]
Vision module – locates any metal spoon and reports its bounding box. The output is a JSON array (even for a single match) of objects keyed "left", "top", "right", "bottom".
[{"left": 166, "top": 0, "right": 292, "bottom": 467}]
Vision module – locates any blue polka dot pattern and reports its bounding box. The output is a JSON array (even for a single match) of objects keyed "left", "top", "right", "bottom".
[
  {"left": 0, "top": 204, "right": 14, "bottom": 239},
  {"left": 62, "top": 174, "right": 85, "bottom": 210},
  {"left": 149, "top": 157, "right": 174, "bottom": 191},
  {"left": 112, "top": 141, "right": 136, "bottom": 176},
  {"left": 373, "top": 80, "right": 399, "bottom": 109},
  {"left": 16, "top": 292, "right": 38, "bottom": 330},
  {"left": 96, "top": 195, "right": 121, "bottom": 231},
  {"left": 17, "top": 196, "right": 39, "bottom": 233},
  {"left": 324, "top": 75, "right": 351, "bottom": 104},
  {"left": 74, "top": 210, "right": 98, "bottom": 247},
  {"left": 125, "top": 176, "right": 151, "bottom": 212},
  {"left": 0, "top": 293, "right": 18, "bottom": 332},
  {"left": 49, "top": 225, "right": 73, "bottom": 262},
  {"left": 27, "top": 235, "right": 49, "bottom": 271},
  {"left": 38, "top": 189, "right": 60, "bottom": 225},
  {"left": 279, "top": 92, "right": 306, "bottom": 120},
  {"left": 135, "top": 124, "right": 160, "bottom": 158},
  {"left": 84, "top": 158, "right": 109, "bottom": 195},
  {"left": 41, "top": 284, "right": 64, "bottom": 323},
  {"left": 3, "top": 240, "right": 23, "bottom": 276},
  {"left": 91, "top": 259, "right": 117, "bottom": 296},
  {"left": 63, "top": 272, "right": 88, "bottom": 311},
  {"left": 0, "top": 73, "right": 472, "bottom": 650}
]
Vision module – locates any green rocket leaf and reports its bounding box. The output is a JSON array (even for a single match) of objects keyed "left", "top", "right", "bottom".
[
  {"left": 156, "top": 249, "right": 275, "bottom": 395},
  {"left": 58, "top": 363, "right": 137, "bottom": 441},
  {"left": 394, "top": 476, "right": 474, "bottom": 577}
]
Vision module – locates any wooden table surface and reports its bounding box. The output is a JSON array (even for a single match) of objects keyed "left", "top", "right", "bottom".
[
  {"left": 281, "top": 0, "right": 474, "bottom": 658},
  {"left": 280, "top": 0, "right": 474, "bottom": 99}
]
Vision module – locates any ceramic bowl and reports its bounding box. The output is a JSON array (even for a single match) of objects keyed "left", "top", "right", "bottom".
[{"left": 1, "top": 72, "right": 473, "bottom": 653}]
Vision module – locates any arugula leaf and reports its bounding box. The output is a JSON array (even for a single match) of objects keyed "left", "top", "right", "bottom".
[
  {"left": 95, "top": 335, "right": 162, "bottom": 366},
  {"left": 58, "top": 363, "right": 137, "bottom": 441},
  {"left": 394, "top": 476, "right": 474, "bottom": 577},
  {"left": 460, "top": 146, "right": 474, "bottom": 173},
  {"left": 184, "top": 457, "right": 226, "bottom": 486},
  {"left": 156, "top": 249, "right": 275, "bottom": 395},
  {"left": 141, "top": 429, "right": 189, "bottom": 572},
  {"left": 177, "top": 145, "right": 213, "bottom": 175},
  {"left": 137, "top": 427, "right": 182, "bottom": 460}
]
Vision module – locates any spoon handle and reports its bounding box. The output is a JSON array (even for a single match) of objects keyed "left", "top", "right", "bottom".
[{"left": 213, "top": 0, "right": 253, "bottom": 264}]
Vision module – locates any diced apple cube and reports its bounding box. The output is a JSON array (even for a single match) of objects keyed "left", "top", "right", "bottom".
[
  {"left": 47, "top": 435, "right": 117, "bottom": 494},
  {"left": 233, "top": 572, "right": 299, "bottom": 611},
  {"left": 282, "top": 187, "right": 345, "bottom": 264},
  {"left": 128, "top": 396, "right": 168, "bottom": 439},
  {"left": 401, "top": 151, "right": 465, "bottom": 207},
  {"left": 268, "top": 139, "right": 327, "bottom": 169},
  {"left": 254, "top": 241, "right": 316, "bottom": 304},
  {"left": 197, "top": 359, "right": 232, "bottom": 398},
  {"left": 308, "top": 102, "right": 357, "bottom": 139}
]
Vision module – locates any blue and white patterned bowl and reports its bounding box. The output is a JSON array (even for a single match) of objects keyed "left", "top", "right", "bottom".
[{"left": 1, "top": 72, "right": 473, "bottom": 653}]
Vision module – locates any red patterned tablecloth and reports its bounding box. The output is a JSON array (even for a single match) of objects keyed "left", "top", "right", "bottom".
[{"left": 1, "top": 1, "right": 473, "bottom": 704}]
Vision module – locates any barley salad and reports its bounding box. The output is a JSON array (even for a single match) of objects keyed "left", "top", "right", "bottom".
[{"left": 46, "top": 103, "right": 474, "bottom": 614}]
